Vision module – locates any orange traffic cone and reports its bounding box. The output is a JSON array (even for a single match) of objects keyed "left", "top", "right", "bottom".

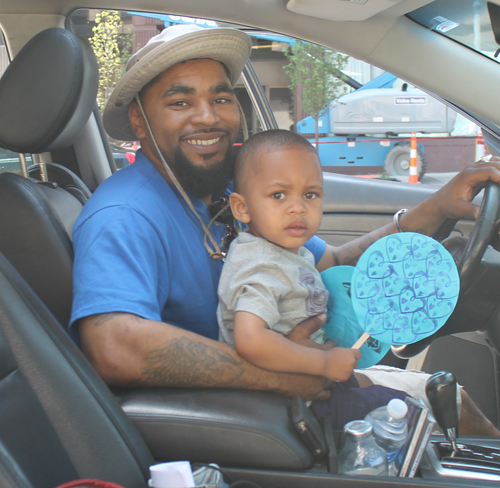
[{"left": 409, "top": 132, "right": 418, "bottom": 184}]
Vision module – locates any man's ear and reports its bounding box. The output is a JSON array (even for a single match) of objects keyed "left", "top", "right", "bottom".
[
  {"left": 128, "top": 100, "right": 147, "bottom": 140},
  {"left": 230, "top": 192, "right": 250, "bottom": 223}
]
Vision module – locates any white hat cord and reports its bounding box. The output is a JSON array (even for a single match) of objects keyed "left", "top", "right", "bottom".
[{"left": 135, "top": 94, "right": 226, "bottom": 260}]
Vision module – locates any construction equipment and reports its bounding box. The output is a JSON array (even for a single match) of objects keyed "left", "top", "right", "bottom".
[{"left": 297, "top": 72, "right": 457, "bottom": 179}]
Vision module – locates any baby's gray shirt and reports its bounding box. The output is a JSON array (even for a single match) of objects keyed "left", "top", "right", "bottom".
[{"left": 217, "top": 232, "right": 329, "bottom": 344}]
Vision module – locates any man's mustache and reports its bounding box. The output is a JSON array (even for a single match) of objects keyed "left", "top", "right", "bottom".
[{"left": 182, "top": 128, "right": 232, "bottom": 137}]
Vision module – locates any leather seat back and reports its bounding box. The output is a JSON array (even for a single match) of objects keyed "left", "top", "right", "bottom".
[{"left": 0, "top": 173, "right": 80, "bottom": 328}]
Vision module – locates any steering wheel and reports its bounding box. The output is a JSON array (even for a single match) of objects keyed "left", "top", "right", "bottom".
[
  {"left": 392, "top": 180, "right": 500, "bottom": 359},
  {"left": 455, "top": 181, "right": 500, "bottom": 289}
]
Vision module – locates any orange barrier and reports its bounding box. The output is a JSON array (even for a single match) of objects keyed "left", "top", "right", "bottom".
[
  {"left": 409, "top": 132, "right": 418, "bottom": 183},
  {"left": 236, "top": 135, "right": 474, "bottom": 147},
  {"left": 475, "top": 130, "right": 486, "bottom": 161}
]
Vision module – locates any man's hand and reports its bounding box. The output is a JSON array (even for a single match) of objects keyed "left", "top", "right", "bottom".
[
  {"left": 276, "top": 374, "right": 332, "bottom": 401},
  {"left": 286, "top": 314, "right": 335, "bottom": 351},
  {"left": 426, "top": 156, "right": 500, "bottom": 221},
  {"left": 394, "top": 156, "right": 500, "bottom": 238}
]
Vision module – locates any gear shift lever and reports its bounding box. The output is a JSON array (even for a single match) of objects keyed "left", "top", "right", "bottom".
[{"left": 426, "top": 371, "right": 459, "bottom": 452}]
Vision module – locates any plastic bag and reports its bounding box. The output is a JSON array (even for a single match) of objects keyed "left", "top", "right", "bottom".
[{"left": 193, "top": 464, "right": 228, "bottom": 488}]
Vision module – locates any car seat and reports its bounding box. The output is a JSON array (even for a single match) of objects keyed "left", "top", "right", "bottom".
[{"left": 0, "top": 27, "right": 97, "bottom": 328}]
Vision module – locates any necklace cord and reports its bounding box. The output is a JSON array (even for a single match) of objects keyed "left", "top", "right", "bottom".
[{"left": 135, "top": 95, "right": 223, "bottom": 257}]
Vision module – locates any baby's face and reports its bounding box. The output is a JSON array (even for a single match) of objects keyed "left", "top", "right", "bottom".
[{"left": 241, "top": 146, "right": 324, "bottom": 253}]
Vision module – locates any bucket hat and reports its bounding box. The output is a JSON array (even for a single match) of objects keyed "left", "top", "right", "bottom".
[{"left": 103, "top": 24, "right": 253, "bottom": 141}]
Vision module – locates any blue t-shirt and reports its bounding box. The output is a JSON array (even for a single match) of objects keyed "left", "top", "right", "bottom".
[{"left": 70, "top": 150, "right": 327, "bottom": 342}]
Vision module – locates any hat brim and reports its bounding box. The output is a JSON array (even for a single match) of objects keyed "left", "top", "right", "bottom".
[{"left": 103, "top": 28, "right": 252, "bottom": 141}]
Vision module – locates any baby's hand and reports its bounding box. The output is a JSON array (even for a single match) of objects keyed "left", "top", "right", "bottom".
[{"left": 322, "top": 347, "right": 361, "bottom": 382}]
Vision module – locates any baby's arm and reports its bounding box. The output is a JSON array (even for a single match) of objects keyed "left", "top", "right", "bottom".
[{"left": 234, "top": 311, "right": 361, "bottom": 382}]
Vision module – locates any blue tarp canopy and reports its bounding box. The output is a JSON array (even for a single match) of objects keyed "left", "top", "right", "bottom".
[
  {"left": 127, "top": 12, "right": 296, "bottom": 44},
  {"left": 128, "top": 11, "right": 218, "bottom": 27}
]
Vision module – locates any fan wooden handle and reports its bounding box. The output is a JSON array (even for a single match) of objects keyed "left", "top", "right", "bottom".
[{"left": 352, "top": 332, "right": 370, "bottom": 350}]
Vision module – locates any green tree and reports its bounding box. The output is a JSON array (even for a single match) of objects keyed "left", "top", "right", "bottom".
[
  {"left": 89, "top": 10, "right": 132, "bottom": 112},
  {"left": 284, "top": 41, "right": 348, "bottom": 150}
]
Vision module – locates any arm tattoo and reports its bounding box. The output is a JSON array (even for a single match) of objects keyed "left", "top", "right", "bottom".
[
  {"left": 333, "top": 224, "right": 394, "bottom": 266},
  {"left": 330, "top": 247, "right": 341, "bottom": 267},
  {"left": 138, "top": 337, "right": 246, "bottom": 388}
]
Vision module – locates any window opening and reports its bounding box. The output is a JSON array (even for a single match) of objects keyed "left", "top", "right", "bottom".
[{"left": 67, "top": 9, "right": 479, "bottom": 184}]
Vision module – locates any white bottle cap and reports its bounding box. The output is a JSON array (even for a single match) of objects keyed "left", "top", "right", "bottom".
[{"left": 387, "top": 398, "right": 408, "bottom": 419}]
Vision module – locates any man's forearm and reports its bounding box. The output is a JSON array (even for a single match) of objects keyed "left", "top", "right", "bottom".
[
  {"left": 81, "top": 312, "right": 264, "bottom": 388},
  {"left": 327, "top": 221, "right": 395, "bottom": 268},
  {"left": 79, "top": 312, "right": 329, "bottom": 399}
]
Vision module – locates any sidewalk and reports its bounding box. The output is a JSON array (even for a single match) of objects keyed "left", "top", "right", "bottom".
[{"left": 396, "top": 172, "right": 458, "bottom": 186}]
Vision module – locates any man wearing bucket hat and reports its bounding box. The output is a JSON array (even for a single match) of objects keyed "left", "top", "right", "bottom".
[{"left": 71, "top": 23, "right": 500, "bottom": 434}]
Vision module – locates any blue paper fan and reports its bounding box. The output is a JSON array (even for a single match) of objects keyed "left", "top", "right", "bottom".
[
  {"left": 321, "top": 265, "right": 391, "bottom": 368},
  {"left": 351, "top": 232, "right": 460, "bottom": 346}
]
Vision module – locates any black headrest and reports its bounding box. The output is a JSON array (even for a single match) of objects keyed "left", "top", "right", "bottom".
[{"left": 0, "top": 28, "right": 98, "bottom": 154}]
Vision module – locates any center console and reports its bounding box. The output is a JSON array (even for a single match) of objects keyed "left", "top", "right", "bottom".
[{"left": 421, "top": 438, "right": 500, "bottom": 481}]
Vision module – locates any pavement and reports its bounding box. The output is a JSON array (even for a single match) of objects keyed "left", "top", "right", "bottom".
[{"left": 394, "top": 172, "right": 458, "bottom": 186}]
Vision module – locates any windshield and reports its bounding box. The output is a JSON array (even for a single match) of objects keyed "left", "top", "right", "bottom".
[{"left": 408, "top": 0, "right": 500, "bottom": 63}]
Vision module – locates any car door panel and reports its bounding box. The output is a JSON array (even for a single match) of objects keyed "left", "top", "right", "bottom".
[{"left": 319, "top": 173, "right": 476, "bottom": 247}]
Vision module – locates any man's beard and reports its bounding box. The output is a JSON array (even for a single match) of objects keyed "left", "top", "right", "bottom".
[{"left": 168, "top": 145, "right": 235, "bottom": 199}]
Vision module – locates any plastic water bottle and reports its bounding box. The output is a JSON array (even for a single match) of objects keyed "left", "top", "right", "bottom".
[
  {"left": 338, "top": 420, "right": 388, "bottom": 476},
  {"left": 364, "top": 398, "right": 408, "bottom": 476}
]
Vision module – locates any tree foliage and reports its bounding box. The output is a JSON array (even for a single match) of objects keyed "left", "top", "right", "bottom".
[
  {"left": 284, "top": 41, "right": 348, "bottom": 149},
  {"left": 89, "top": 10, "right": 132, "bottom": 111}
]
